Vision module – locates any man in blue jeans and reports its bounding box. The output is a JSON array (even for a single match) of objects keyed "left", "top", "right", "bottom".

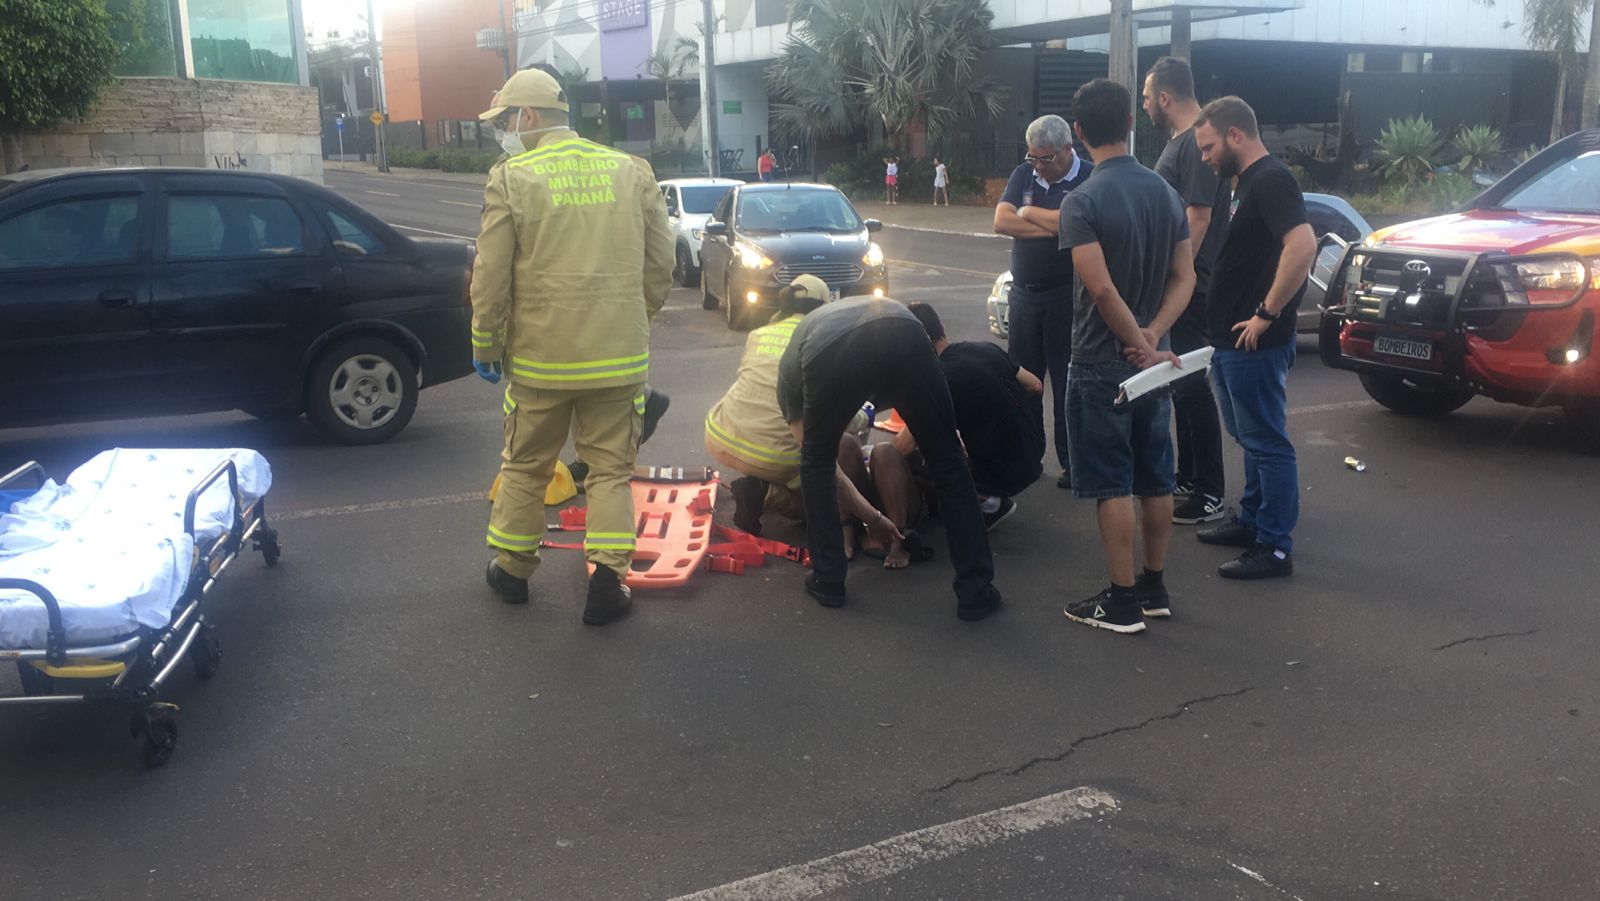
[
  {"left": 1058, "top": 79, "right": 1196, "bottom": 634},
  {"left": 993, "top": 114, "right": 1093, "bottom": 489},
  {"left": 1192, "top": 97, "right": 1317, "bottom": 580}
]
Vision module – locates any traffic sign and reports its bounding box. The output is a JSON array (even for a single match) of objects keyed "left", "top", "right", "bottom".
[
  {"left": 370, "top": 111, "right": 384, "bottom": 126},
  {"left": 335, "top": 118, "right": 344, "bottom": 131}
]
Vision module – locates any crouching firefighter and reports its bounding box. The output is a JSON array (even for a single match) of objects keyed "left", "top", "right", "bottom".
[{"left": 469, "top": 68, "right": 675, "bottom": 624}]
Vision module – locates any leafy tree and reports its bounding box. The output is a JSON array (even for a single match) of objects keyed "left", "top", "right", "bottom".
[
  {"left": 1482, "top": 0, "right": 1600, "bottom": 138},
  {"left": 765, "top": 0, "right": 1006, "bottom": 152},
  {"left": 0, "top": 0, "right": 121, "bottom": 173},
  {"left": 642, "top": 37, "right": 701, "bottom": 135}
]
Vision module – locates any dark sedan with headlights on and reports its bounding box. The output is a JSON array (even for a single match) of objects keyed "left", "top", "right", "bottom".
[{"left": 697, "top": 183, "right": 888, "bottom": 329}]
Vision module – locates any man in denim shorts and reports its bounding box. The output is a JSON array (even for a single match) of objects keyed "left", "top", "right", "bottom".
[{"left": 1058, "top": 79, "right": 1197, "bottom": 635}]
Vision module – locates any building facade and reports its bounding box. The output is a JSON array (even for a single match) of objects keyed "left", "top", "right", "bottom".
[
  {"left": 22, "top": 0, "right": 323, "bottom": 181},
  {"left": 380, "top": 0, "right": 522, "bottom": 150}
]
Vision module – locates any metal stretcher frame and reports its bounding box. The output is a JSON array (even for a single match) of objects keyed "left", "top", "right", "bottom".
[{"left": 0, "top": 457, "right": 281, "bottom": 767}]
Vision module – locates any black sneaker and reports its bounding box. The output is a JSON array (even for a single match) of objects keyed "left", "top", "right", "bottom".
[
  {"left": 1063, "top": 588, "right": 1147, "bottom": 634},
  {"left": 485, "top": 559, "right": 529, "bottom": 604},
  {"left": 731, "top": 476, "right": 768, "bottom": 535},
  {"left": 957, "top": 584, "right": 1003, "bottom": 621},
  {"left": 1173, "top": 480, "right": 1196, "bottom": 500},
  {"left": 1135, "top": 570, "right": 1170, "bottom": 618},
  {"left": 805, "top": 574, "right": 847, "bottom": 608},
  {"left": 1219, "top": 544, "right": 1294, "bottom": 580},
  {"left": 1172, "top": 493, "right": 1225, "bottom": 525},
  {"left": 1055, "top": 471, "right": 1072, "bottom": 490},
  {"left": 640, "top": 389, "right": 671, "bottom": 445},
  {"left": 982, "top": 497, "right": 1018, "bottom": 532},
  {"left": 583, "top": 566, "right": 634, "bottom": 625},
  {"left": 1197, "top": 513, "right": 1255, "bottom": 548}
]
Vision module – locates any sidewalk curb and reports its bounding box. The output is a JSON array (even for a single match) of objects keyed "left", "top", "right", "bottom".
[{"left": 884, "top": 223, "right": 1005, "bottom": 240}]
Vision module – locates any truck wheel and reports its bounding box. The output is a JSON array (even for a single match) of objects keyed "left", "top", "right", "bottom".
[
  {"left": 1359, "top": 373, "right": 1474, "bottom": 417},
  {"left": 306, "top": 337, "right": 419, "bottom": 445}
]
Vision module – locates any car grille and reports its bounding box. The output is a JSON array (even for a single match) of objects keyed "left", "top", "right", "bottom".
[
  {"left": 776, "top": 262, "right": 863, "bottom": 287},
  {"left": 1346, "top": 254, "right": 1470, "bottom": 326}
]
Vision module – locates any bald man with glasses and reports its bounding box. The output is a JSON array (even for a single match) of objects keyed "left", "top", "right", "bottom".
[{"left": 994, "top": 115, "right": 1094, "bottom": 491}]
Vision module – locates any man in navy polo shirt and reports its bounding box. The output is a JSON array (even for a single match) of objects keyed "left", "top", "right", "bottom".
[{"left": 993, "top": 114, "right": 1093, "bottom": 490}]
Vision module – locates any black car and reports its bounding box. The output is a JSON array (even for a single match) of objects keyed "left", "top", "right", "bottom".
[
  {"left": 0, "top": 168, "right": 474, "bottom": 444},
  {"left": 698, "top": 183, "right": 887, "bottom": 329}
]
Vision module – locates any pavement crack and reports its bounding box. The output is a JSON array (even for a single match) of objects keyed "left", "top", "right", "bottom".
[
  {"left": 927, "top": 686, "right": 1254, "bottom": 793},
  {"left": 1432, "top": 628, "right": 1539, "bottom": 651}
]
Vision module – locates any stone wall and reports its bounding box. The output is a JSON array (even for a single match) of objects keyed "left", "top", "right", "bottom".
[{"left": 21, "top": 78, "right": 324, "bottom": 182}]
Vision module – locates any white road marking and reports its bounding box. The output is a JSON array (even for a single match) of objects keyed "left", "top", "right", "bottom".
[
  {"left": 365, "top": 190, "right": 401, "bottom": 197},
  {"left": 1287, "top": 399, "right": 1374, "bottom": 416},
  {"left": 441, "top": 199, "right": 481, "bottom": 208},
  {"left": 886, "top": 258, "right": 998, "bottom": 279},
  {"left": 275, "top": 492, "right": 484, "bottom": 522},
  {"left": 393, "top": 224, "right": 475, "bottom": 240},
  {"left": 1228, "top": 861, "right": 1308, "bottom": 900},
  {"left": 669, "top": 786, "right": 1118, "bottom": 901}
]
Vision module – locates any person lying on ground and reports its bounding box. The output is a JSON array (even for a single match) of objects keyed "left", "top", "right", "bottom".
[{"left": 836, "top": 432, "right": 936, "bottom": 570}]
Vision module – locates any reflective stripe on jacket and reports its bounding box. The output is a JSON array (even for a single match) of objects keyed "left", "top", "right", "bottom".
[
  {"left": 469, "top": 129, "right": 674, "bottom": 390},
  {"left": 705, "top": 314, "right": 804, "bottom": 468}
]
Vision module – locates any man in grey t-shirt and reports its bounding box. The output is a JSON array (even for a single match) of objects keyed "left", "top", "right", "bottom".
[{"left": 1056, "top": 78, "right": 1196, "bottom": 636}]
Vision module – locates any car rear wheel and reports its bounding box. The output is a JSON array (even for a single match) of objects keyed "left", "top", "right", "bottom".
[
  {"left": 1359, "top": 372, "right": 1474, "bottom": 417},
  {"left": 701, "top": 265, "right": 719, "bottom": 310},
  {"left": 306, "top": 337, "right": 419, "bottom": 445},
  {"left": 675, "top": 244, "right": 699, "bottom": 289}
]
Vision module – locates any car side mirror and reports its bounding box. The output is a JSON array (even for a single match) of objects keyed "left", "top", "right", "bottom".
[
  {"left": 704, "top": 221, "right": 729, "bottom": 238},
  {"left": 865, "top": 219, "right": 883, "bottom": 233}
]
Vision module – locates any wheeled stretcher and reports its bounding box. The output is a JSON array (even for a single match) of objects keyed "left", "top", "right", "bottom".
[{"left": 0, "top": 449, "right": 279, "bottom": 767}]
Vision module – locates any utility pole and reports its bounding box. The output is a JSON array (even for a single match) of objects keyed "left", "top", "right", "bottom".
[
  {"left": 1169, "top": 7, "right": 1192, "bottom": 61},
  {"left": 497, "top": 0, "right": 513, "bottom": 80},
  {"left": 1107, "top": 0, "right": 1137, "bottom": 150},
  {"left": 701, "top": 0, "right": 720, "bottom": 176},
  {"left": 366, "top": 0, "right": 390, "bottom": 172}
]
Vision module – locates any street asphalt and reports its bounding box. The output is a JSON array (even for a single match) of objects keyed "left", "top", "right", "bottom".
[{"left": 1, "top": 168, "right": 1597, "bottom": 900}]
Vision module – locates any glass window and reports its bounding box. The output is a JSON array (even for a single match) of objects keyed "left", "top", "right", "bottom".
[
  {"left": 712, "top": 191, "right": 735, "bottom": 224},
  {"left": 109, "top": 0, "right": 182, "bottom": 77},
  {"left": 166, "top": 195, "right": 306, "bottom": 259},
  {"left": 0, "top": 197, "right": 142, "bottom": 271},
  {"left": 736, "top": 188, "right": 863, "bottom": 234},
  {"left": 1499, "top": 150, "right": 1600, "bottom": 214},
  {"left": 187, "top": 0, "right": 298, "bottom": 84},
  {"left": 322, "top": 206, "right": 386, "bottom": 256},
  {"left": 1345, "top": 53, "right": 1364, "bottom": 74},
  {"left": 681, "top": 185, "right": 733, "bottom": 214}
]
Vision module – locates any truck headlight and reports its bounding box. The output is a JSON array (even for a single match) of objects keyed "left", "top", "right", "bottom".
[
  {"left": 692, "top": 228, "right": 703, "bottom": 241},
  {"left": 863, "top": 243, "right": 885, "bottom": 267},
  {"left": 1507, "top": 258, "right": 1584, "bottom": 292},
  {"left": 737, "top": 244, "right": 773, "bottom": 269}
]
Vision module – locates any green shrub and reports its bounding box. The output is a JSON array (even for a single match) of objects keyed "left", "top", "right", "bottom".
[
  {"left": 1347, "top": 173, "right": 1478, "bottom": 217},
  {"left": 439, "top": 148, "right": 500, "bottom": 173},
  {"left": 1518, "top": 143, "right": 1543, "bottom": 165},
  {"left": 1420, "top": 172, "right": 1479, "bottom": 209},
  {"left": 819, "top": 149, "right": 989, "bottom": 203},
  {"left": 1374, "top": 115, "right": 1443, "bottom": 185},
  {"left": 1451, "top": 124, "right": 1503, "bottom": 176},
  {"left": 387, "top": 146, "right": 439, "bottom": 169}
]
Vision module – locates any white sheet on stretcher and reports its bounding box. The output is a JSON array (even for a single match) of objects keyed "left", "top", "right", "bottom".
[{"left": 0, "top": 449, "right": 272, "bottom": 650}]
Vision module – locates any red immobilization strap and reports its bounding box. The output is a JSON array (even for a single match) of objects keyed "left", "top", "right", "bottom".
[
  {"left": 713, "top": 524, "right": 810, "bottom": 567},
  {"left": 558, "top": 506, "right": 587, "bottom": 529},
  {"left": 706, "top": 541, "right": 766, "bottom": 567},
  {"left": 705, "top": 556, "right": 746, "bottom": 575},
  {"left": 688, "top": 489, "right": 714, "bottom": 516}
]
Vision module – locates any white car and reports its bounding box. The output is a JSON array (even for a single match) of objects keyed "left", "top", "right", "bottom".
[
  {"left": 985, "top": 192, "right": 1374, "bottom": 340},
  {"left": 660, "top": 177, "right": 741, "bottom": 287}
]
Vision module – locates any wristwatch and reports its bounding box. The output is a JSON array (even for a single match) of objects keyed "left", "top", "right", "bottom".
[{"left": 1254, "top": 304, "right": 1279, "bottom": 321}]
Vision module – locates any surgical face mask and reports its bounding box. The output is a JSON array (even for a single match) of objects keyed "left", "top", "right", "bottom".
[{"left": 496, "top": 110, "right": 567, "bottom": 157}]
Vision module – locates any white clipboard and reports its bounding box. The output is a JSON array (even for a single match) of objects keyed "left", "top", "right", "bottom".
[{"left": 1115, "top": 347, "right": 1214, "bottom": 405}]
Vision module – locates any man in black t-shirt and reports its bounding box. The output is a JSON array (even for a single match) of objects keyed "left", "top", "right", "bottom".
[
  {"left": 1144, "top": 56, "right": 1231, "bottom": 526},
  {"left": 906, "top": 303, "right": 1045, "bottom": 529},
  {"left": 1192, "top": 97, "right": 1317, "bottom": 581},
  {"left": 993, "top": 115, "right": 1094, "bottom": 489}
]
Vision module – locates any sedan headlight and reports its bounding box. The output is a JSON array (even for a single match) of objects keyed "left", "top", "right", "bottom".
[
  {"left": 989, "top": 273, "right": 1009, "bottom": 300},
  {"left": 863, "top": 243, "right": 885, "bottom": 267},
  {"left": 736, "top": 243, "right": 773, "bottom": 269}
]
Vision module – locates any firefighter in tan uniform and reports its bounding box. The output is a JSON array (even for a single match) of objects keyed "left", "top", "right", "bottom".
[{"left": 470, "top": 69, "right": 674, "bottom": 624}]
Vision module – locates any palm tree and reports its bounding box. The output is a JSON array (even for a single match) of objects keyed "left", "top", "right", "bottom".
[
  {"left": 1491, "top": 0, "right": 1600, "bottom": 138},
  {"left": 765, "top": 0, "right": 1006, "bottom": 153},
  {"left": 642, "top": 37, "right": 701, "bottom": 138}
]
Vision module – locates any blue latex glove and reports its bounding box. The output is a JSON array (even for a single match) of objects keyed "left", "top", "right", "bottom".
[{"left": 473, "top": 360, "right": 502, "bottom": 384}]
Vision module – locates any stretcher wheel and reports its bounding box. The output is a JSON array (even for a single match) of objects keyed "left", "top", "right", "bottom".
[
  {"left": 16, "top": 662, "right": 54, "bottom": 697},
  {"left": 191, "top": 625, "right": 221, "bottom": 681},
  {"left": 256, "top": 528, "right": 281, "bottom": 567},
  {"left": 131, "top": 705, "right": 178, "bottom": 768}
]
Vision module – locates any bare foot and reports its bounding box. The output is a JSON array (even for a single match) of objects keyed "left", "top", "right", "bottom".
[{"left": 884, "top": 540, "right": 911, "bottom": 570}]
